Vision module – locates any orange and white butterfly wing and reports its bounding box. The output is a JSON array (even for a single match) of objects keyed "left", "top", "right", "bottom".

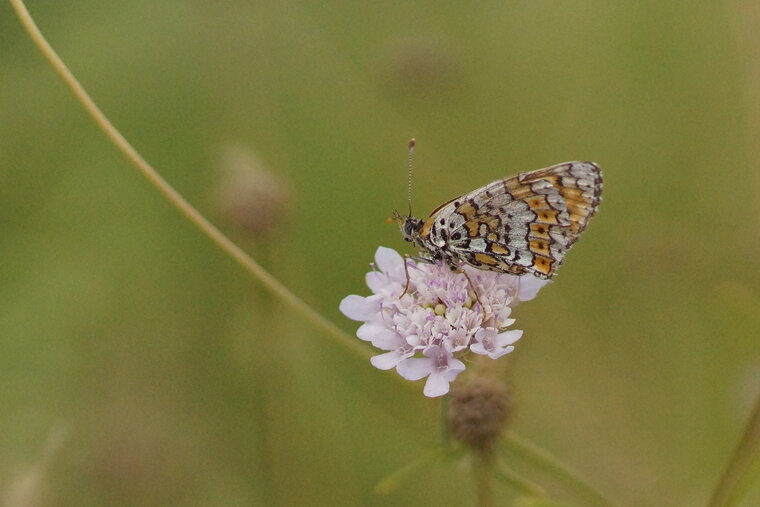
[{"left": 420, "top": 161, "right": 602, "bottom": 279}]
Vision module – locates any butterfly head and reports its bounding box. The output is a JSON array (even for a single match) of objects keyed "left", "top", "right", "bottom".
[{"left": 392, "top": 210, "right": 423, "bottom": 244}]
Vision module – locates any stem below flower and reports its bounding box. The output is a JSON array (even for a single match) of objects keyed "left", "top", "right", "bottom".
[
  {"left": 439, "top": 394, "right": 451, "bottom": 446},
  {"left": 472, "top": 451, "right": 495, "bottom": 507}
]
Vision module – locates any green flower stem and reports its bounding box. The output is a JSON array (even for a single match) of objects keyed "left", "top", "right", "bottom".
[
  {"left": 374, "top": 447, "right": 454, "bottom": 495},
  {"left": 501, "top": 432, "right": 615, "bottom": 507},
  {"left": 708, "top": 390, "right": 760, "bottom": 507},
  {"left": 494, "top": 456, "right": 547, "bottom": 498},
  {"left": 9, "top": 0, "right": 370, "bottom": 361},
  {"left": 439, "top": 394, "right": 450, "bottom": 446},
  {"left": 472, "top": 451, "right": 495, "bottom": 507}
]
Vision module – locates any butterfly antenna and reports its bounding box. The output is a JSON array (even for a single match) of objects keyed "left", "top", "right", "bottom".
[{"left": 407, "top": 138, "right": 416, "bottom": 217}]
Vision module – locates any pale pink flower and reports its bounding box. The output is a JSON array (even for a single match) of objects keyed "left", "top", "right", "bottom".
[
  {"left": 339, "top": 247, "right": 549, "bottom": 397},
  {"left": 396, "top": 344, "right": 466, "bottom": 397},
  {"left": 470, "top": 327, "right": 522, "bottom": 359}
]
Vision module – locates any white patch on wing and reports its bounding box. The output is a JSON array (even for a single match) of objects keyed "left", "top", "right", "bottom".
[{"left": 469, "top": 238, "right": 487, "bottom": 251}]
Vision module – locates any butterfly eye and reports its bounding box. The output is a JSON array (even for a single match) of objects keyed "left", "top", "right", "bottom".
[{"left": 405, "top": 238, "right": 411, "bottom": 242}]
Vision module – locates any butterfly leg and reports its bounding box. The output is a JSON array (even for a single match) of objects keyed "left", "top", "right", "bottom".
[
  {"left": 460, "top": 269, "right": 487, "bottom": 319},
  {"left": 398, "top": 254, "right": 412, "bottom": 298},
  {"left": 398, "top": 253, "right": 436, "bottom": 298}
]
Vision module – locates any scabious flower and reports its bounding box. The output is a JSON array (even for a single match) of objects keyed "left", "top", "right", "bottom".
[{"left": 339, "top": 247, "right": 549, "bottom": 397}]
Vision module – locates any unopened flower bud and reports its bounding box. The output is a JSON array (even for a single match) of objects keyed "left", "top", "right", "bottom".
[
  {"left": 447, "top": 378, "right": 511, "bottom": 452},
  {"left": 214, "top": 145, "right": 291, "bottom": 237}
]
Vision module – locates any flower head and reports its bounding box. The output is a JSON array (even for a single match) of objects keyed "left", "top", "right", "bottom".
[{"left": 340, "top": 247, "right": 549, "bottom": 397}]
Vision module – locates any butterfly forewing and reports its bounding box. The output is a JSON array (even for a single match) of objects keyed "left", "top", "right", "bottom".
[{"left": 417, "top": 161, "right": 602, "bottom": 279}]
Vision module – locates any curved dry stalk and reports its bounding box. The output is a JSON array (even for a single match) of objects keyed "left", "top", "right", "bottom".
[{"left": 8, "top": 0, "right": 370, "bottom": 361}]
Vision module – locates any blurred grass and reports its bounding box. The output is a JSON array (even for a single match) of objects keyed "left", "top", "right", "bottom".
[{"left": 1, "top": 0, "right": 759, "bottom": 505}]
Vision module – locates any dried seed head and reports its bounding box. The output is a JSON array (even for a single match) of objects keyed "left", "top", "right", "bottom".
[
  {"left": 214, "top": 145, "right": 291, "bottom": 237},
  {"left": 380, "top": 38, "right": 456, "bottom": 94},
  {"left": 447, "top": 378, "right": 511, "bottom": 452}
]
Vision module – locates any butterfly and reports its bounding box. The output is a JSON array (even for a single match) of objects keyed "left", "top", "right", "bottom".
[{"left": 394, "top": 161, "right": 603, "bottom": 279}]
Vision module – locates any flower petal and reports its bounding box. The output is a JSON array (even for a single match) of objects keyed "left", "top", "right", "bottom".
[
  {"left": 356, "top": 322, "right": 385, "bottom": 342},
  {"left": 374, "top": 247, "right": 404, "bottom": 274},
  {"left": 425, "top": 362, "right": 465, "bottom": 397},
  {"left": 370, "top": 350, "right": 408, "bottom": 370},
  {"left": 496, "top": 329, "right": 523, "bottom": 346},
  {"left": 423, "top": 373, "right": 452, "bottom": 397},
  {"left": 371, "top": 329, "right": 404, "bottom": 350},
  {"left": 446, "top": 357, "right": 466, "bottom": 377},
  {"left": 487, "top": 345, "right": 515, "bottom": 359},
  {"left": 365, "top": 271, "right": 387, "bottom": 293},
  {"left": 339, "top": 295, "right": 379, "bottom": 321},
  {"left": 517, "top": 275, "right": 551, "bottom": 302},
  {"left": 470, "top": 341, "right": 487, "bottom": 356},
  {"left": 396, "top": 357, "right": 433, "bottom": 381}
]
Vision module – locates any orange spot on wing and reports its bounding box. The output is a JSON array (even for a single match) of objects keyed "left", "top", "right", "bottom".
[
  {"left": 527, "top": 195, "right": 548, "bottom": 209},
  {"left": 536, "top": 209, "right": 560, "bottom": 224},
  {"left": 530, "top": 223, "right": 551, "bottom": 239},
  {"left": 420, "top": 218, "right": 435, "bottom": 237},
  {"left": 457, "top": 201, "right": 478, "bottom": 220},
  {"left": 560, "top": 187, "right": 583, "bottom": 200},
  {"left": 540, "top": 175, "right": 561, "bottom": 186},
  {"left": 533, "top": 256, "right": 554, "bottom": 275},
  {"left": 474, "top": 253, "right": 499, "bottom": 266},
  {"left": 482, "top": 216, "right": 500, "bottom": 231},
  {"left": 490, "top": 244, "right": 509, "bottom": 255},
  {"left": 503, "top": 182, "right": 531, "bottom": 199},
  {"left": 530, "top": 240, "right": 550, "bottom": 256},
  {"left": 567, "top": 203, "right": 590, "bottom": 218}
]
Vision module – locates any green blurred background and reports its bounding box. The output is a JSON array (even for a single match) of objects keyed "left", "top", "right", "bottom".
[{"left": 2, "top": 1, "right": 759, "bottom": 505}]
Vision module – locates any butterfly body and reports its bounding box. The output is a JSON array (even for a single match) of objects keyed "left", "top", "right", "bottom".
[{"left": 397, "top": 161, "right": 603, "bottom": 279}]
